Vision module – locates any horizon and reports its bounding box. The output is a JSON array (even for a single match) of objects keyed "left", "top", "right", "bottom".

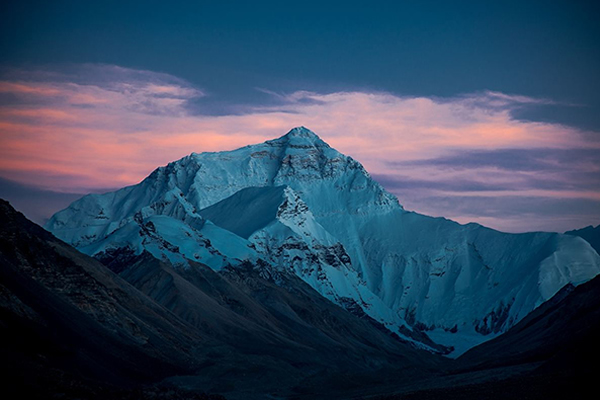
[{"left": 1, "top": 1, "right": 599, "bottom": 233}]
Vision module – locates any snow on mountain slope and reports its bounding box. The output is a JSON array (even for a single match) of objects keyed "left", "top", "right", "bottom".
[
  {"left": 349, "top": 210, "right": 599, "bottom": 355},
  {"left": 198, "top": 184, "right": 433, "bottom": 347},
  {"left": 46, "top": 127, "right": 600, "bottom": 354},
  {"left": 81, "top": 214, "right": 257, "bottom": 269}
]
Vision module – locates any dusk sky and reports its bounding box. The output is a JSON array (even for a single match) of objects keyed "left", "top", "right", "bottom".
[{"left": 1, "top": 0, "right": 599, "bottom": 232}]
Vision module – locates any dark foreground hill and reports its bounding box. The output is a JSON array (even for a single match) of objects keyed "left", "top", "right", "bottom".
[
  {"left": 371, "top": 272, "right": 600, "bottom": 400},
  {"left": 0, "top": 199, "right": 215, "bottom": 398},
  {"left": 2, "top": 198, "right": 600, "bottom": 399},
  {"left": 0, "top": 199, "right": 442, "bottom": 399}
]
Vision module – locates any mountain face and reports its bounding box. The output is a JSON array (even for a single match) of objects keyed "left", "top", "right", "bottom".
[
  {"left": 46, "top": 127, "right": 600, "bottom": 354},
  {"left": 370, "top": 274, "right": 600, "bottom": 400},
  {"left": 458, "top": 273, "right": 600, "bottom": 373},
  {"left": 429, "top": 273, "right": 600, "bottom": 400},
  {"left": 566, "top": 224, "right": 600, "bottom": 255}
]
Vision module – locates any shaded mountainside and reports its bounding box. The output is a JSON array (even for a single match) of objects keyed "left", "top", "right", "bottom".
[
  {"left": 370, "top": 274, "right": 600, "bottom": 400},
  {"left": 46, "top": 127, "right": 600, "bottom": 354},
  {"left": 566, "top": 224, "right": 600, "bottom": 255},
  {"left": 0, "top": 199, "right": 446, "bottom": 400},
  {"left": 94, "top": 246, "right": 447, "bottom": 398},
  {"left": 457, "top": 273, "right": 600, "bottom": 374},
  {"left": 2, "top": 196, "right": 600, "bottom": 398},
  {"left": 0, "top": 199, "right": 217, "bottom": 398}
]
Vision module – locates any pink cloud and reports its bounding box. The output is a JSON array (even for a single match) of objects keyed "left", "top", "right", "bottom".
[
  {"left": 0, "top": 65, "right": 598, "bottom": 231},
  {"left": 0, "top": 82, "right": 62, "bottom": 96}
]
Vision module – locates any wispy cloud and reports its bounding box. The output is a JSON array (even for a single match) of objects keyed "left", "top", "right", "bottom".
[{"left": 0, "top": 64, "right": 598, "bottom": 232}]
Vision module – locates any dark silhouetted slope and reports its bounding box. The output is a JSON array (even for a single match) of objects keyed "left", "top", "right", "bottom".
[
  {"left": 566, "top": 224, "right": 600, "bottom": 255},
  {"left": 0, "top": 199, "right": 446, "bottom": 399}
]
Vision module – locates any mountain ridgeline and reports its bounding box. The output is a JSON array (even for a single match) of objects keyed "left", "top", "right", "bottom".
[{"left": 46, "top": 127, "right": 600, "bottom": 355}]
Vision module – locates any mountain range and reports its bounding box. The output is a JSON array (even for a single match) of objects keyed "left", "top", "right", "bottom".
[
  {"left": 46, "top": 127, "right": 600, "bottom": 355},
  {"left": 2, "top": 127, "right": 600, "bottom": 399}
]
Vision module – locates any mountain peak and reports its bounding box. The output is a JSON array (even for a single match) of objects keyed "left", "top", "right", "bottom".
[
  {"left": 286, "top": 126, "right": 318, "bottom": 138},
  {"left": 270, "top": 126, "right": 327, "bottom": 148}
]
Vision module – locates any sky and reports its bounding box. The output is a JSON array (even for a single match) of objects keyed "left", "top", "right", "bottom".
[{"left": 0, "top": 0, "right": 599, "bottom": 232}]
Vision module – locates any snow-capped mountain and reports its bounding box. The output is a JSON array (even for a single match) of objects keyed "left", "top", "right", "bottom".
[{"left": 46, "top": 127, "right": 600, "bottom": 354}]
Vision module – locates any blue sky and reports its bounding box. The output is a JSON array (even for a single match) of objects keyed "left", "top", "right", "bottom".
[{"left": 0, "top": 0, "right": 599, "bottom": 232}]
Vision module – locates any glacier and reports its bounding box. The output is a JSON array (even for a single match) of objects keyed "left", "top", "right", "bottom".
[{"left": 46, "top": 126, "right": 600, "bottom": 355}]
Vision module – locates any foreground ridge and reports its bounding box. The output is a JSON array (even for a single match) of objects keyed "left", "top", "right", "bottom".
[{"left": 1, "top": 198, "right": 442, "bottom": 399}]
